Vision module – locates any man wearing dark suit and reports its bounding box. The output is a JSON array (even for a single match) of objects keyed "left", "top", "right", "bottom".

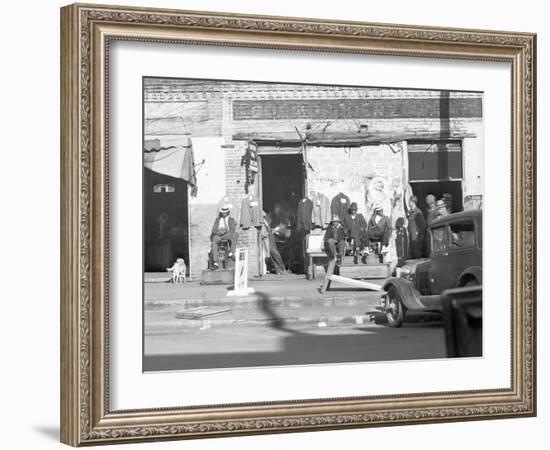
[
  {"left": 323, "top": 214, "right": 346, "bottom": 263},
  {"left": 407, "top": 196, "right": 427, "bottom": 259},
  {"left": 210, "top": 205, "right": 238, "bottom": 269},
  {"left": 344, "top": 202, "right": 367, "bottom": 263}
]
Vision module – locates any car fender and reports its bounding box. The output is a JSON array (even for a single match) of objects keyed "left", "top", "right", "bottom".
[
  {"left": 457, "top": 266, "right": 482, "bottom": 286},
  {"left": 382, "top": 277, "right": 426, "bottom": 311}
]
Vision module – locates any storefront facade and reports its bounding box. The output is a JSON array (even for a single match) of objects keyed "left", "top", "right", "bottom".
[{"left": 144, "top": 79, "right": 483, "bottom": 280}]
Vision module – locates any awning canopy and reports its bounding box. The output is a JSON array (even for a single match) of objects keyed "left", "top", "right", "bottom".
[{"left": 144, "top": 136, "right": 198, "bottom": 197}]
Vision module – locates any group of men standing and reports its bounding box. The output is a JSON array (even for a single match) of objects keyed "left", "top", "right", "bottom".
[
  {"left": 408, "top": 192, "right": 454, "bottom": 259},
  {"left": 323, "top": 192, "right": 455, "bottom": 264}
]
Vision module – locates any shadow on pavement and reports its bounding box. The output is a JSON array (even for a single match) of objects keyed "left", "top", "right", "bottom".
[
  {"left": 256, "top": 292, "right": 308, "bottom": 335},
  {"left": 144, "top": 325, "right": 447, "bottom": 371}
]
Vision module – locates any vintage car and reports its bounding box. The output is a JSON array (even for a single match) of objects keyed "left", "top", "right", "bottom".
[{"left": 381, "top": 209, "right": 482, "bottom": 327}]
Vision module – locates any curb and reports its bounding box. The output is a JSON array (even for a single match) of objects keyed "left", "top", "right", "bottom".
[
  {"left": 145, "top": 312, "right": 384, "bottom": 330},
  {"left": 145, "top": 293, "right": 382, "bottom": 311}
]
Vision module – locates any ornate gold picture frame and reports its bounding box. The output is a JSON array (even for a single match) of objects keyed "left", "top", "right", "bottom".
[{"left": 60, "top": 3, "right": 536, "bottom": 446}]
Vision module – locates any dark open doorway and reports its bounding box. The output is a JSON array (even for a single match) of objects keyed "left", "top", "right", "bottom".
[
  {"left": 260, "top": 153, "right": 305, "bottom": 273},
  {"left": 144, "top": 168, "right": 190, "bottom": 273},
  {"left": 260, "top": 154, "right": 305, "bottom": 217},
  {"left": 410, "top": 180, "right": 463, "bottom": 214}
]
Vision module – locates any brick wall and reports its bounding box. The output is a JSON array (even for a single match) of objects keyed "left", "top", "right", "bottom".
[
  {"left": 188, "top": 204, "right": 217, "bottom": 279},
  {"left": 224, "top": 142, "right": 262, "bottom": 277},
  {"left": 144, "top": 78, "right": 481, "bottom": 101},
  {"left": 232, "top": 98, "right": 482, "bottom": 121},
  {"left": 144, "top": 96, "right": 223, "bottom": 137}
]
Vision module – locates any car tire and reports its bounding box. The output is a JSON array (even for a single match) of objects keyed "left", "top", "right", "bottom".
[
  {"left": 386, "top": 285, "right": 405, "bottom": 328},
  {"left": 464, "top": 279, "right": 479, "bottom": 287}
]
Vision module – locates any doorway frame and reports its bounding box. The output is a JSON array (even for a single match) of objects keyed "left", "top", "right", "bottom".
[
  {"left": 256, "top": 146, "right": 308, "bottom": 274},
  {"left": 143, "top": 168, "right": 192, "bottom": 276}
]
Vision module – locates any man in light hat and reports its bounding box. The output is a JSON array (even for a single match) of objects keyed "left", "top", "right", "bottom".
[
  {"left": 366, "top": 203, "right": 392, "bottom": 251},
  {"left": 425, "top": 193, "right": 439, "bottom": 224},
  {"left": 323, "top": 214, "right": 346, "bottom": 263},
  {"left": 210, "top": 205, "right": 238, "bottom": 269}
]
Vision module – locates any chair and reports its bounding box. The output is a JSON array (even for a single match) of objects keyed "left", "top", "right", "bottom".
[
  {"left": 208, "top": 238, "right": 232, "bottom": 269},
  {"left": 366, "top": 239, "right": 384, "bottom": 263},
  {"left": 305, "top": 233, "right": 328, "bottom": 280},
  {"left": 344, "top": 237, "right": 354, "bottom": 256}
]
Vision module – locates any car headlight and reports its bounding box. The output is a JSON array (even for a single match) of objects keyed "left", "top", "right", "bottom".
[
  {"left": 399, "top": 266, "right": 415, "bottom": 281},
  {"left": 399, "top": 266, "right": 411, "bottom": 278}
]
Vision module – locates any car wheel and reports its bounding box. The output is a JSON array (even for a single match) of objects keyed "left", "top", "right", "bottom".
[
  {"left": 464, "top": 279, "right": 479, "bottom": 287},
  {"left": 386, "top": 285, "right": 405, "bottom": 328}
]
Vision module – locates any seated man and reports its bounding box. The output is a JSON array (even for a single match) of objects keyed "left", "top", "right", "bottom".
[
  {"left": 343, "top": 202, "right": 367, "bottom": 263},
  {"left": 210, "top": 205, "right": 238, "bottom": 269},
  {"left": 323, "top": 214, "right": 346, "bottom": 263},
  {"left": 366, "top": 203, "right": 392, "bottom": 254}
]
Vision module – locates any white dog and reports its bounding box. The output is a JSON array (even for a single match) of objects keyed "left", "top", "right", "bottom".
[{"left": 167, "top": 258, "right": 186, "bottom": 284}]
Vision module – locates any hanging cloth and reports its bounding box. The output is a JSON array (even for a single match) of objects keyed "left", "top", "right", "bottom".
[
  {"left": 330, "top": 192, "right": 351, "bottom": 221},
  {"left": 144, "top": 136, "right": 198, "bottom": 197},
  {"left": 297, "top": 198, "right": 314, "bottom": 231},
  {"left": 240, "top": 195, "right": 262, "bottom": 229}
]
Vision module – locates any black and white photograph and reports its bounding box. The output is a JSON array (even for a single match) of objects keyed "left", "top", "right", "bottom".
[{"left": 142, "top": 78, "right": 483, "bottom": 372}]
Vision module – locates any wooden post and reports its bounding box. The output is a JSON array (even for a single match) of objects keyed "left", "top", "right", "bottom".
[
  {"left": 327, "top": 275, "right": 383, "bottom": 291},
  {"left": 320, "top": 258, "right": 337, "bottom": 293},
  {"left": 257, "top": 153, "right": 263, "bottom": 276}
]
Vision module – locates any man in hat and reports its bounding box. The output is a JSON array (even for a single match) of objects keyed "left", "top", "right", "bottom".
[
  {"left": 343, "top": 202, "right": 367, "bottom": 263},
  {"left": 210, "top": 205, "right": 238, "bottom": 269},
  {"left": 323, "top": 214, "right": 346, "bottom": 263},
  {"left": 435, "top": 198, "right": 451, "bottom": 220},
  {"left": 407, "top": 195, "right": 426, "bottom": 258},
  {"left": 366, "top": 203, "right": 392, "bottom": 251},
  {"left": 425, "top": 193, "right": 439, "bottom": 224},
  {"left": 261, "top": 211, "right": 287, "bottom": 275}
]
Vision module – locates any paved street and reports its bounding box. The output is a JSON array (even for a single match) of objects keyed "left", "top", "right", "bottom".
[
  {"left": 144, "top": 321, "right": 446, "bottom": 371},
  {"left": 143, "top": 277, "right": 447, "bottom": 371}
]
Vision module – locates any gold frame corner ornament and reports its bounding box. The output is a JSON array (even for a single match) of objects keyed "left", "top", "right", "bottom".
[{"left": 60, "top": 2, "right": 536, "bottom": 446}]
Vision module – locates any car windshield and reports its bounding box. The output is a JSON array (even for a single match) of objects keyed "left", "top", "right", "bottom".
[{"left": 449, "top": 220, "right": 475, "bottom": 248}]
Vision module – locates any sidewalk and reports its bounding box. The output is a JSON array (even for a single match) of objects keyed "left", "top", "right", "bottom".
[
  {"left": 145, "top": 275, "right": 385, "bottom": 307},
  {"left": 144, "top": 275, "right": 387, "bottom": 329}
]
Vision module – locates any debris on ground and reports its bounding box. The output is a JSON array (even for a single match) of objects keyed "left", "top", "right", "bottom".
[{"left": 175, "top": 306, "right": 231, "bottom": 320}]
